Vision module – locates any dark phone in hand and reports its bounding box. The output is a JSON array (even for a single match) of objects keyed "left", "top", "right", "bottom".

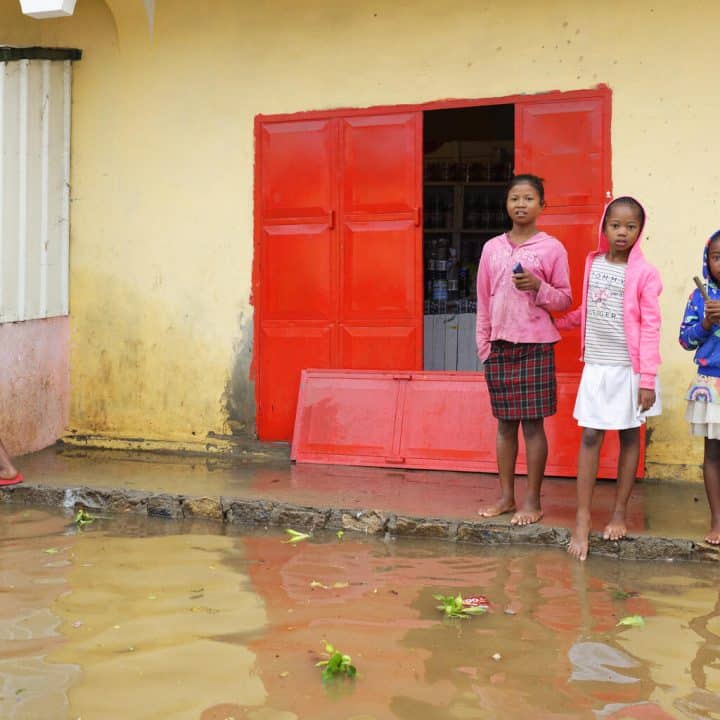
[{"left": 512, "top": 262, "right": 523, "bottom": 274}]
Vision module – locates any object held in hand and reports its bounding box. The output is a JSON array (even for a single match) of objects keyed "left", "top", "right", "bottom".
[
  {"left": 694, "top": 275, "right": 711, "bottom": 302},
  {"left": 512, "top": 262, "right": 524, "bottom": 274}
]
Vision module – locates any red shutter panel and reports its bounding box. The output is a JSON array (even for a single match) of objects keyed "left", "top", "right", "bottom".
[
  {"left": 256, "top": 111, "right": 424, "bottom": 441},
  {"left": 256, "top": 119, "right": 338, "bottom": 440},
  {"left": 338, "top": 113, "right": 423, "bottom": 370},
  {"left": 515, "top": 91, "right": 610, "bottom": 374},
  {"left": 515, "top": 90, "right": 638, "bottom": 479}
]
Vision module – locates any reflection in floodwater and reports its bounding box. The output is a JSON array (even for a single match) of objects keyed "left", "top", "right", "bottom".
[{"left": 0, "top": 505, "right": 719, "bottom": 720}]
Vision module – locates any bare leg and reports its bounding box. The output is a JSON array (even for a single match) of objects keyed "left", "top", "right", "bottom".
[
  {"left": 603, "top": 427, "right": 640, "bottom": 541},
  {"left": 703, "top": 438, "right": 720, "bottom": 544},
  {"left": 568, "top": 427, "right": 604, "bottom": 561},
  {"left": 478, "top": 419, "right": 518, "bottom": 517},
  {"left": 0, "top": 437, "right": 19, "bottom": 479},
  {"left": 511, "top": 418, "right": 546, "bottom": 525}
]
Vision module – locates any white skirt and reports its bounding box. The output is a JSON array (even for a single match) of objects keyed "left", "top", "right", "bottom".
[
  {"left": 574, "top": 364, "right": 662, "bottom": 430},
  {"left": 686, "top": 400, "right": 720, "bottom": 439}
]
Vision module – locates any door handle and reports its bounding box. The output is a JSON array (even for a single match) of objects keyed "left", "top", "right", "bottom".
[
  {"left": 329, "top": 209, "right": 335, "bottom": 229},
  {"left": 414, "top": 207, "right": 422, "bottom": 227},
  {"left": 384, "top": 457, "right": 406, "bottom": 464}
]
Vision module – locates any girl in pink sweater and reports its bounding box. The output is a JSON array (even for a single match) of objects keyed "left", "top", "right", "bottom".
[
  {"left": 559, "top": 197, "right": 662, "bottom": 561},
  {"left": 476, "top": 174, "right": 572, "bottom": 525}
]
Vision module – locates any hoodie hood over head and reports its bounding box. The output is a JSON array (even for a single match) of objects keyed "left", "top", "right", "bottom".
[
  {"left": 556, "top": 195, "right": 662, "bottom": 389},
  {"left": 679, "top": 230, "right": 720, "bottom": 376},
  {"left": 702, "top": 230, "right": 720, "bottom": 289},
  {"left": 596, "top": 196, "right": 647, "bottom": 260}
]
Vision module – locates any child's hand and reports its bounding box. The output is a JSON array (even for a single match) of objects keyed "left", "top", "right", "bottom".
[
  {"left": 704, "top": 300, "right": 720, "bottom": 329},
  {"left": 638, "top": 389, "right": 656, "bottom": 412},
  {"left": 512, "top": 271, "right": 541, "bottom": 292}
]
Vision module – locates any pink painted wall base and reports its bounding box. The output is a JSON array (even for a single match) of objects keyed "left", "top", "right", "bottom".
[{"left": 0, "top": 317, "right": 69, "bottom": 456}]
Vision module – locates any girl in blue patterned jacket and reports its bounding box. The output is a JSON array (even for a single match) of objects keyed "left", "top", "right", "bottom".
[{"left": 679, "top": 230, "right": 720, "bottom": 544}]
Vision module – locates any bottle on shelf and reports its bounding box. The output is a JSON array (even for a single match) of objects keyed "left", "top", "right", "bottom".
[
  {"left": 432, "top": 237, "right": 449, "bottom": 314},
  {"left": 425, "top": 239, "right": 437, "bottom": 298},
  {"left": 447, "top": 247, "right": 459, "bottom": 303}
]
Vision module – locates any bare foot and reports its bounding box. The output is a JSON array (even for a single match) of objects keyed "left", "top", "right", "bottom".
[
  {"left": 704, "top": 522, "right": 720, "bottom": 545},
  {"left": 478, "top": 500, "right": 516, "bottom": 518},
  {"left": 510, "top": 505, "right": 543, "bottom": 526},
  {"left": 568, "top": 513, "right": 591, "bottom": 561},
  {"left": 603, "top": 512, "right": 627, "bottom": 541}
]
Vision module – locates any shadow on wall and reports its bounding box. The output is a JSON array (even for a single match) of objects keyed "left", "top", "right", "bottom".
[{"left": 223, "top": 311, "right": 256, "bottom": 437}]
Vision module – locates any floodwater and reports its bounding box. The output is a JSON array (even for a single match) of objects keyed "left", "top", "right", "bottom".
[{"left": 1, "top": 506, "right": 719, "bottom": 720}]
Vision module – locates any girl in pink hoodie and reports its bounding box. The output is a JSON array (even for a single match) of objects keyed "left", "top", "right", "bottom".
[
  {"left": 559, "top": 197, "right": 662, "bottom": 561},
  {"left": 476, "top": 174, "right": 572, "bottom": 526}
]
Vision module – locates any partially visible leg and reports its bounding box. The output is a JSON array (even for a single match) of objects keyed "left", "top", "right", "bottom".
[
  {"left": 703, "top": 438, "right": 720, "bottom": 544},
  {"left": 603, "top": 427, "right": 640, "bottom": 541},
  {"left": 511, "top": 418, "right": 546, "bottom": 525},
  {"left": 0, "top": 437, "right": 20, "bottom": 481},
  {"left": 478, "top": 419, "right": 519, "bottom": 517},
  {"left": 568, "top": 427, "right": 605, "bottom": 561}
]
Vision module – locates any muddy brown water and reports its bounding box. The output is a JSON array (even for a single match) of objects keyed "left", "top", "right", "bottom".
[{"left": 0, "top": 506, "right": 718, "bottom": 720}]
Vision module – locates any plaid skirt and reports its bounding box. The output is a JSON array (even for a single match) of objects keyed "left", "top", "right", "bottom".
[{"left": 484, "top": 341, "right": 557, "bottom": 420}]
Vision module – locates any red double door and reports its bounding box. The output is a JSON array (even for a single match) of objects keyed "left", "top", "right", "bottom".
[{"left": 255, "top": 88, "right": 613, "bottom": 473}]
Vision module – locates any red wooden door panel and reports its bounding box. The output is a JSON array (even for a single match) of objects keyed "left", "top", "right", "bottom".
[
  {"left": 339, "top": 113, "right": 423, "bottom": 371},
  {"left": 292, "top": 371, "right": 401, "bottom": 459},
  {"left": 342, "top": 114, "right": 419, "bottom": 215},
  {"left": 260, "top": 119, "right": 335, "bottom": 221},
  {"left": 516, "top": 92, "right": 609, "bottom": 375},
  {"left": 257, "top": 118, "right": 338, "bottom": 440},
  {"left": 342, "top": 220, "right": 419, "bottom": 320},
  {"left": 515, "top": 96, "right": 607, "bottom": 210},
  {"left": 339, "top": 326, "right": 419, "bottom": 370},
  {"left": 256, "top": 111, "right": 423, "bottom": 441},
  {"left": 534, "top": 209, "right": 598, "bottom": 373},
  {"left": 261, "top": 224, "right": 336, "bottom": 323},
  {"left": 259, "top": 327, "right": 334, "bottom": 440},
  {"left": 514, "top": 90, "right": 643, "bottom": 477},
  {"left": 400, "top": 374, "right": 494, "bottom": 466}
]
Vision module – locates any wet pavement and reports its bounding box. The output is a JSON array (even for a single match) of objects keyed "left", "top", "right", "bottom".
[
  {"left": 0, "top": 446, "right": 717, "bottom": 563},
  {"left": 1, "top": 504, "right": 719, "bottom": 720}
]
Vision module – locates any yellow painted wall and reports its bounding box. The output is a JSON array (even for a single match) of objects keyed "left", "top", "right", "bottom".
[{"left": 2, "top": 0, "right": 718, "bottom": 477}]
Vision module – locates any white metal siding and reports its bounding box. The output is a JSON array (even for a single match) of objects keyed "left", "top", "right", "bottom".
[{"left": 0, "top": 58, "right": 71, "bottom": 322}]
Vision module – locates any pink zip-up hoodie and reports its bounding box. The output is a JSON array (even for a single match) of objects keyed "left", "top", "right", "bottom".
[
  {"left": 475, "top": 231, "right": 572, "bottom": 361},
  {"left": 556, "top": 198, "right": 662, "bottom": 389}
]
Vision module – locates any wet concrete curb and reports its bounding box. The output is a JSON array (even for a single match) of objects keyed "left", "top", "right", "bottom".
[{"left": 1, "top": 483, "right": 718, "bottom": 563}]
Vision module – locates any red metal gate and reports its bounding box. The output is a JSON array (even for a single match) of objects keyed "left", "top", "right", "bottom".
[{"left": 255, "top": 112, "right": 422, "bottom": 440}]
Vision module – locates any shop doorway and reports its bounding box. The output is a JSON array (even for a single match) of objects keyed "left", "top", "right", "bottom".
[
  {"left": 255, "top": 88, "right": 626, "bottom": 477},
  {"left": 422, "top": 105, "right": 514, "bottom": 371}
]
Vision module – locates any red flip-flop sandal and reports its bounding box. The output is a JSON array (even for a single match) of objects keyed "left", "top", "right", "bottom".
[{"left": 0, "top": 473, "right": 23, "bottom": 486}]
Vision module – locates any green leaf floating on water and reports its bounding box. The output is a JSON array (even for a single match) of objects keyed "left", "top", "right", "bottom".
[
  {"left": 74, "top": 509, "right": 95, "bottom": 527},
  {"left": 433, "top": 593, "right": 489, "bottom": 619},
  {"left": 616, "top": 615, "right": 645, "bottom": 628},
  {"left": 315, "top": 641, "right": 357, "bottom": 681},
  {"left": 283, "top": 529, "right": 311, "bottom": 544}
]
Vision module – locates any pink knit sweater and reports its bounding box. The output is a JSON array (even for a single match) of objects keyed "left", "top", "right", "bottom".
[{"left": 475, "top": 231, "right": 572, "bottom": 362}]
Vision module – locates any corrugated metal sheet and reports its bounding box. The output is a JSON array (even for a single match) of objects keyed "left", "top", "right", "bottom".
[{"left": 0, "top": 58, "right": 71, "bottom": 323}]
